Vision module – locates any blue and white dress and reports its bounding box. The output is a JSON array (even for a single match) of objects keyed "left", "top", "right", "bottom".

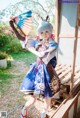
[{"left": 20, "top": 38, "right": 58, "bottom": 98}]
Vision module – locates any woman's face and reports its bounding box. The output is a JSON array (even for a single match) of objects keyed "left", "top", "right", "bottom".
[{"left": 40, "top": 31, "right": 51, "bottom": 40}]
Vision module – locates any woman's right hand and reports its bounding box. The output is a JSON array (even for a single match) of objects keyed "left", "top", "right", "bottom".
[
  {"left": 40, "top": 51, "right": 46, "bottom": 57},
  {"left": 37, "top": 57, "right": 43, "bottom": 64},
  {"left": 10, "top": 16, "right": 14, "bottom": 21}
]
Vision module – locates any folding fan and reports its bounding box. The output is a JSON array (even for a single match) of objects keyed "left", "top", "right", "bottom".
[{"left": 14, "top": 11, "right": 32, "bottom": 36}]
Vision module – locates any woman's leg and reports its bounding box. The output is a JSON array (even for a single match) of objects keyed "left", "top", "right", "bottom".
[
  {"left": 20, "top": 95, "right": 37, "bottom": 117},
  {"left": 44, "top": 98, "right": 51, "bottom": 111},
  {"left": 25, "top": 95, "right": 37, "bottom": 107},
  {"left": 41, "top": 98, "right": 51, "bottom": 118}
]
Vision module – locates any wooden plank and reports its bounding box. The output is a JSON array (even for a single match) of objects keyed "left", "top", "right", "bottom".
[
  {"left": 59, "top": 67, "right": 71, "bottom": 79},
  {"left": 55, "top": 65, "right": 80, "bottom": 84},
  {"left": 56, "top": 64, "right": 61, "bottom": 67},
  {"left": 71, "top": 80, "right": 80, "bottom": 96},
  {"left": 62, "top": 72, "right": 76, "bottom": 82},
  {"left": 56, "top": 65, "right": 69, "bottom": 75},
  {"left": 74, "top": 71, "right": 80, "bottom": 82},
  {"left": 74, "top": 67, "right": 80, "bottom": 74},
  {"left": 61, "top": 73, "right": 71, "bottom": 84},
  {"left": 74, "top": 79, "right": 80, "bottom": 87},
  {"left": 71, "top": 67, "right": 80, "bottom": 81},
  {"left": 50, "top": 96, "right": 71, "bottom": 118},
  {"left": 55, "top": 64, "right": 65, "bottom": 71}
]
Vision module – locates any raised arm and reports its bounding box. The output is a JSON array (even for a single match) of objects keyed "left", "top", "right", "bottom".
[{"left": 9, "top": 20, "right": 25, "bottom": 41}]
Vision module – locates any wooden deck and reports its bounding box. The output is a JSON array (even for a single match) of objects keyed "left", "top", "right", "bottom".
[
  {"left": 55, "top": 64, "right": 80, "bottom": 85},
  {"left": 55, "top": 64, "right": 80, "bottom": 97},
  {"left": 25, "top": 64, "right": 80, "bottom": 118},
  {"left": 24, "top": 95, "right": 58, "bottom": 118}
]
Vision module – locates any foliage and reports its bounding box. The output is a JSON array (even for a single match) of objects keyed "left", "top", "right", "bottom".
[
  {"left": 0, "top": 35, "right": 22, "bottom": 53},
  {"left": 0, "top": 51, "right": 8, "bottom": 59},
  {"left": 4, "top": 39, "right": 22, "bottom": 52},
  {"left": 0, "top": 0, "right": 56, "bottom": 26},
  {"left": 0, "top": 24, "right": 23, "bottom": 53}
]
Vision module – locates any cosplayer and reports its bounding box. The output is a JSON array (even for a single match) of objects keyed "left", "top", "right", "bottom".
[{"left": 9, "top": 14, "right": 60, "bottom": 118}]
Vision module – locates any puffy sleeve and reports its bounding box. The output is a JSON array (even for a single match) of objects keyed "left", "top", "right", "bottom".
[{"left": 49, "top": 38, "right": 58, "bottom": 49}]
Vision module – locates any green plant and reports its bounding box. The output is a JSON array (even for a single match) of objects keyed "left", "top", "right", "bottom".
[{"left": 0, "top": 52, "right": 8, "bottom": 60}]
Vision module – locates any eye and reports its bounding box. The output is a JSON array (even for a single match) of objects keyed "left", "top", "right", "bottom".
[
  {"left": 45, "top": 31, "right": 49, "bottom": 33},
  {"left": 41, "top": 32, "right": 43, "bottom": 34}
]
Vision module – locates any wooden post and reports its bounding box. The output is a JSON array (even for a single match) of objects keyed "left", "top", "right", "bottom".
[
  {"left": 55, "top": 0, "right": 61, "bottom": 60},
  {"left": 55, "top": 0, "right": 59, "bottom": 43},
  {"left": 55, "top": 0, "right": 62, "bottom": 42},
  {"left": 70, "top": 5, "right": 79, "bottom": 93}
]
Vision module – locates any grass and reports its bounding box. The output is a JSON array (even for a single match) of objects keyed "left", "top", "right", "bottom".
[
  {"left": 0, "top": 51, "right": 36, "bottom": 94},
  {"left": 10, "top": 51, "right": 36, "bottom": 66},
  {"left": 0, "top": 69, "right": 15, "bottom": 83},
  {"left": 0, "top": 68, "right": 15, "bottom": 94}
]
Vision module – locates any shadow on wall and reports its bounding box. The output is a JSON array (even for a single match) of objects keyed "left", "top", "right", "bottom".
[{"left": 60, "top": 3, "right": 78, "bottom": 35}]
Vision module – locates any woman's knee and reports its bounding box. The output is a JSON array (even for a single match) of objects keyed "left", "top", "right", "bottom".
[{"left": 30, "top": 95, "right": 37, "bottom": 104}]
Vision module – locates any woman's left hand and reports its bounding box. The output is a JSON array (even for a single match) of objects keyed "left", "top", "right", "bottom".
[{"left": 37, "top": 57, "right": 43, "bottom": 64}]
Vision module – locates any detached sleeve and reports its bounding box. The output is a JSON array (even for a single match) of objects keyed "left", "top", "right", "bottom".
[
  {"left": 49, "top": 39, "right": 58, "bottom": 50},
  {"left": 9, "top": 20, "right": 25, "bottom": 41}
]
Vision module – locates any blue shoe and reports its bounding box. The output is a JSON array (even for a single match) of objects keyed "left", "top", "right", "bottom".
[
  {"left": 41, "top": 112, "right": 46, "bottom": 118},
  {"left": 20, "top": 107, "right": 28, "bottom": 118}
]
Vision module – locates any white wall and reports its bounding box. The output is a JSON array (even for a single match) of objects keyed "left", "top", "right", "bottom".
[{"left": 58, "top": 4, "right": 80, "bottom": 66}]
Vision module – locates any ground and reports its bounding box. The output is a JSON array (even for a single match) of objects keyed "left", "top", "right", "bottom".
[
  {"left": 0, "top": 60, "right": 56, "bottom": 118},
  {"left": 0, "top": 60, "right": 28, "bottom": 118}
]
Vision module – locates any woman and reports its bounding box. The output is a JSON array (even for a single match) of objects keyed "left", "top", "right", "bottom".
[{"left": 9, "top": 18, "right": 60, "bottom": 118}]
